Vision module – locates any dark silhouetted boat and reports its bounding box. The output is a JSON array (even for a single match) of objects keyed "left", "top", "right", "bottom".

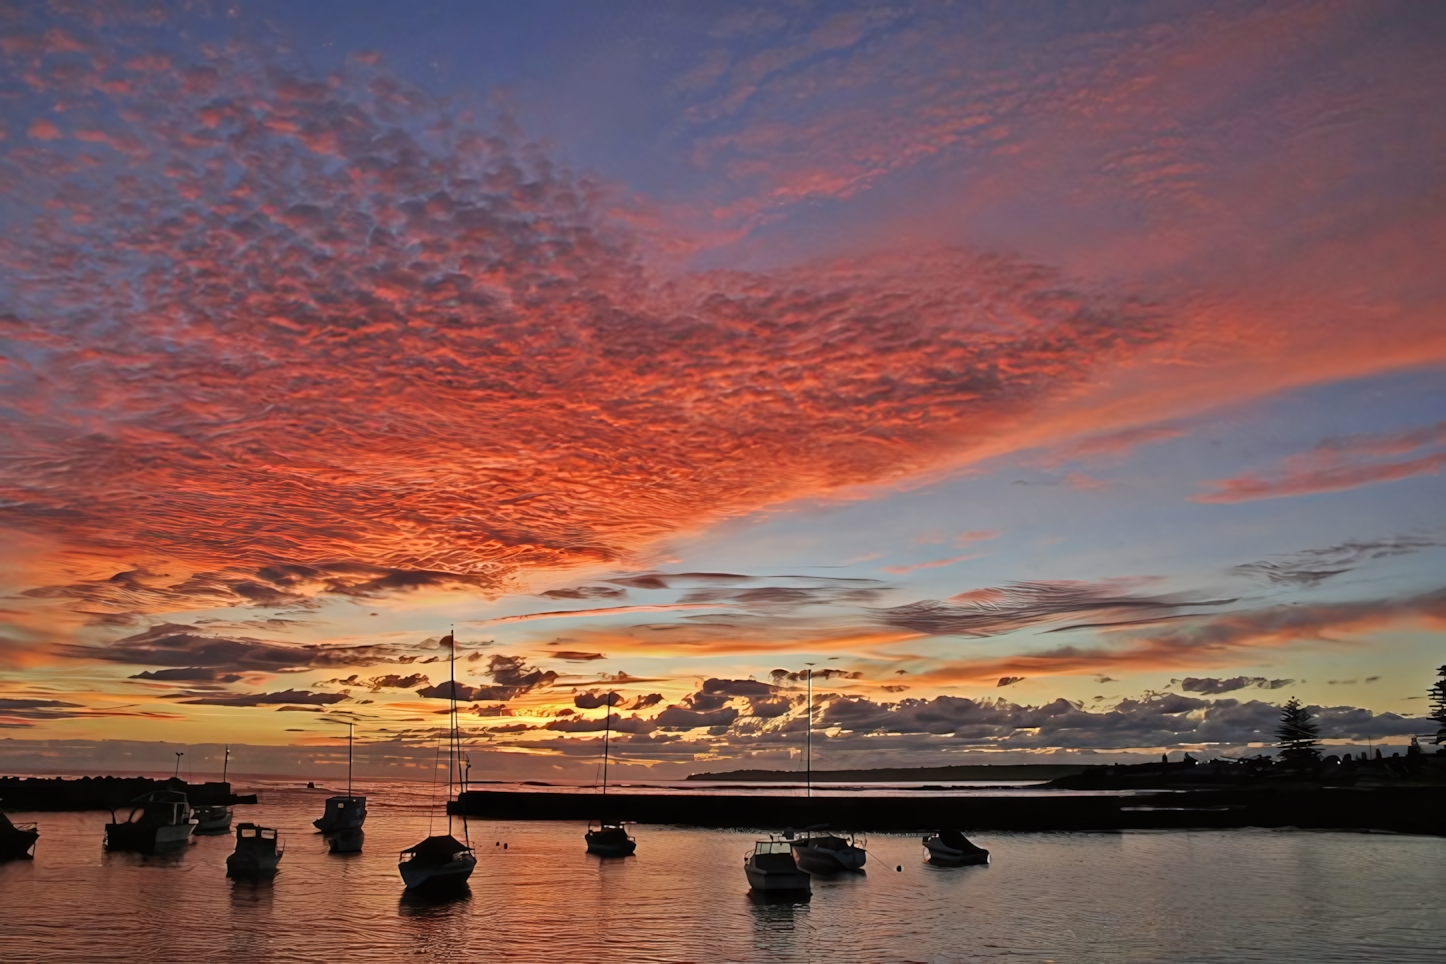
[
  {"left": 744, "top": 837, "right": 811, "bottom": 893},
  {"left": 226, "top": 822, "right": 283, "bottom": 878},
  {"left": 792, "top": 829, "right": 867, "bottom": 873},
  {"left": 323, "top": 724, "right": 364, "bottom": 853},
  {"left": 0, "top": 810, "right": 39, "bottom": 861},
  {"left": 399, "top": 631, "right": 476, "bottom": 891},
  {"left": 584, "top": 689, "right": 637, "bottom": 857},
  {"left": 105, "top": 790, "right": 194, "bottom": 853},
  {"left": 923, "top": 828, "right": 990, "bottom": 866}
]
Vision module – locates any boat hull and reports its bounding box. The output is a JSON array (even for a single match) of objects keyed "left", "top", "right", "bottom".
[
  {"left": 0, "top": 826, "right": 38, "bottom": 861},
  {"left": 585, "top": 827, "right": 636, "bottom": 857},
  {"left": 399, "top": 853, "right": 476, "bottom": 891},
  {"left": 105, "top": 821, "right": 193, "bottom": 854},
  {"left": 923, "top": 836, "right": 990, "bottom": 866},
  {"left": 193, "top": 807, "right": 233, "bottom": 836},
  {"left": 744, "top": 861, "right": 811, "bottom": 892},
  {"left": 793, "top": 840, "right": 866, "bottom": 874}
]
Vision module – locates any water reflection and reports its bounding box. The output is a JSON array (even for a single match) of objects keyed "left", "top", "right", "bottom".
[{"left": 397, "top": 883, "right": 472, "bottom": 916}]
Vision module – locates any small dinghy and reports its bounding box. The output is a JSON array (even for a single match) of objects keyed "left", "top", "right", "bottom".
[
  {"left": 923, "top": 828, "right": 990, "bottom": 866},
  {"left": 0, "top": 811, "right": 39, "bottom": 861},
  {"left": 192, "top": 805, "right": 233, "bottom": 836},
  {"left": 584, "top": 821, "right": 636, "bottom": 857},
  {"left": 226, "top": 823, "right": 283, "bottom": 878},
  {"left": 105, "top": 790, "right": 194, "bottom": 854},
  {"left": 743, "top": 837, "right": 811, "bottom": 894},
  {"left": 792, "top": 831, "right": 867, "bottom": 873}
]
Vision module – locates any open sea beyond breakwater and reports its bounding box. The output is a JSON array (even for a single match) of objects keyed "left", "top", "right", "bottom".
[{"left": 2, "top": 780, "right": 1443, "bottom": 963}]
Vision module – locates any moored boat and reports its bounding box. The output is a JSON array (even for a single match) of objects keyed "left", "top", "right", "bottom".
[
  {"left": 584, "top": 821, "right": 636, "bottom": 857},
  {"left": 313, "top": 794, "right": 367, "bottom": 833},
  {"left": 398, "top": 631, "right": 476, "bottom": 891},
  {"left": 399, "top": 834, "right": 476, "bottom": 890},
  {"left": 744, "top": 837, "right": 811, "bottom": 893},
  {"left": 0, "top": 811, "right": 39, "bottom": 861},
  {"left": 923, "top": 828, "right": 990, "bottom": 866},
  {"left": 226, "top": 822, "right": 283, "bottom": 878},
  {"left": 104, "top": 790, "right": 194, "bottom": 854},
  {"left": 192, "top": 805, "right": 233, "bottom": 835},
  {"left": 792, "top": 831, "right": 866, "bottom": 873}
]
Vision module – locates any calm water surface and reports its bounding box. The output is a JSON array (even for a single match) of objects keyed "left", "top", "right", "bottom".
[{"left": 2, "top": 781, "right": 1442, "bottom": 963}]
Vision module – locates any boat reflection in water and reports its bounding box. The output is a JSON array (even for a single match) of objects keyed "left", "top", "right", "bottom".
[
  {"left": 226, "top": 823, "right": 283, "bottom": 879},
  {"left": 398, "top": 632, "right": 476, "bottom": 891},
  {"left": 0, "top": 811, "right": 38, "bottom": 861},
  {"left": 744, "top": 837, "right": 811, "bottom": 895},
  {"left": 923, "top": 829, "right": 990, "bottom": 866},
  {"left": 326, "top": 826, "right": 364, "bottom": 854},
  {"left": 104, "top": 790, "right": 194, "bottom": 854}
]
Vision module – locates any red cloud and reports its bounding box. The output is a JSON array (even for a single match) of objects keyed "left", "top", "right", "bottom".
[{"left": 0, "top": 41, "right": 1167, "bottom": 611}]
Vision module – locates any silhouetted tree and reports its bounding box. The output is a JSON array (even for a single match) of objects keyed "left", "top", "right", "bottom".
[
  {"left": 1276, "top": 696, "right": 1321, "bottom": 765},
  {"left": 1429, "top": 664, "right": 1446, "bottom": 746}
]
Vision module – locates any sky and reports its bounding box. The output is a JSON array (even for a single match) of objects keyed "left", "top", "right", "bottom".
[{"left": 1, "top": 0, "right": 1443, "bottom": 781}]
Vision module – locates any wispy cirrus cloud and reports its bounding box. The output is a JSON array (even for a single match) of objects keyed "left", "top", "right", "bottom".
[{"left": 1193, "top": 422, "right": 1446, "bottom": 503}]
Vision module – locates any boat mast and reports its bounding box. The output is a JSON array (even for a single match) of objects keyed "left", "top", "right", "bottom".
[
  {"left": 601, "top": 691, "right": 611, "bottom": 801},
  {"left": 346, "top": 723, "right": 353, "bottom": 798},
  {"left": 805, "top": 665, "right": 814, "bottom": 800},
  {"left": 222, "top": 746, "right": 230, "bottom": 786},
  {"left": 448, "top": 629, "right": 456, "bottom": 835}
]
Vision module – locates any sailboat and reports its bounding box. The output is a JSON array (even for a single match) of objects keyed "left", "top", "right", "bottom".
[
  {"left": 325, "top": 724, "right": 364, "bottom": 854},
  {"left": 313, "top": 723, "right": 367, "bottom": 835},
  {"left": 584, "top": 690, "right": 636, "bottom": 857},
  {"left": 789, "top": 666, "right": 867, "bottom": 873},
  {"left": 193, "top": 746, "right": 233, "bottom": 835},
  {"left": 398, "top": 631, "right": 476, "bottom": 891}
]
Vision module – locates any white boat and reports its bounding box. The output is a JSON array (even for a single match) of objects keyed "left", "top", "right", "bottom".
[
  {"left": 226, "top": 822, "right": 283, "bottom": 877},
  {"left": 923, "top": 829, "right": 990, "bottom": 866},
  {"left": 398, "top": 631, "right": 476, "bottom": 891},
  {"left": 792, "top": 831, "right": 867, "bottom": 873},
  {"left": 105, "top": 790, "right": 194, "bottom": 853},
  {"left": 744, "top": 838, "right": 811, "bottom": 893},
  {"left": 192, "top": 805, "right": 233, "bottom": 835}
]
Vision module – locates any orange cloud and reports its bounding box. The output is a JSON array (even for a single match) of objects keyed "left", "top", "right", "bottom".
[
  {"left": 881, "top": 552, "right": 984, "bottom": 575},
  {"left": 1193, "top": 422, "right": 1446, "bottom": 503}
]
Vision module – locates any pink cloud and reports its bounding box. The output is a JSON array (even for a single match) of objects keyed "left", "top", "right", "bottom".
[{"left": 882, "top": 552, "right": 984, "bottom": 575}]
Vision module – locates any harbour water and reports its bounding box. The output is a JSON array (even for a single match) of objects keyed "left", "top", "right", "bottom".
[{"left": 2, "top": 781, "right": 1443, "bottom": 963}]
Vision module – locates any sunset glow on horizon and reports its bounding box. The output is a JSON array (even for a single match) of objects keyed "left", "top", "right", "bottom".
[{"left": 2, "top": 0, "right": 1443, "bottom": 781}]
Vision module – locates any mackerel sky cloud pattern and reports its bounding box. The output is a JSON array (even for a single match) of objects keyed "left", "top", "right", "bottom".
[{"left": 0, "top": 1, "right": 1443, "bottom": 771}]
